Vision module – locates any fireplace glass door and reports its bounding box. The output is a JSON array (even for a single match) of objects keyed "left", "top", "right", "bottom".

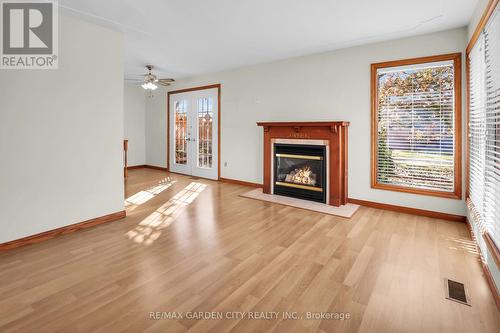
[{"left": 274, "top": 144, "right": 326, "bottom": 203}]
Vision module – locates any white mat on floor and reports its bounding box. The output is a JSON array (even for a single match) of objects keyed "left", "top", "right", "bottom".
[{"left": 240, "top": 188, "right": 359, "bottom": 218}]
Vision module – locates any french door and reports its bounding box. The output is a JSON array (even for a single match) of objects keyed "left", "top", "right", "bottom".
[{"left": 169, "top": 87, "right": 219, "bottom": 180}]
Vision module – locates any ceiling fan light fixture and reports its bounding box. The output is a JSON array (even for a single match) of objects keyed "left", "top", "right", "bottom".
[
  {"left": 137, "top": 65, "right": 173, "bottom": 91},
  {"left": 142, "top": 82, "right": 158, "bottom": 90}
]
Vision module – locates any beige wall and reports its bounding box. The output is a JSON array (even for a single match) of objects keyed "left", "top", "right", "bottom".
[
  {"left": 146, "top": 28, "right": 468, "bottom": 215},
  {"left": 124, "top": 82, "right": 146, "bottom": 166},
  {"left": 468, "top": 0, "right": 490, "bottom": 40},
  {"left": 0, "top": 14, "right": 124, "bottom": 243},
  {"left": 145, "top": 88, "right": 168, "bottom": 167}
]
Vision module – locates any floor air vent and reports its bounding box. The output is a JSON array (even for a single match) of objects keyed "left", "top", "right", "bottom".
[{"left": 444, "top": 278, "right": 470, "bottom": 306}]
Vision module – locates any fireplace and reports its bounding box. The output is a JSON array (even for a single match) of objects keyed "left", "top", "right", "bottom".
[
  {"left": 274, "top": 144, "right": 327, "bottom": 203},
  {"left": 257, "top": 121, "right": 349, "bottom": 206}
]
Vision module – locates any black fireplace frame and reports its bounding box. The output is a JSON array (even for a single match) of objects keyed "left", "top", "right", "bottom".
[{"left": 273, "top": 143, "right": 327, "bottom": 203}]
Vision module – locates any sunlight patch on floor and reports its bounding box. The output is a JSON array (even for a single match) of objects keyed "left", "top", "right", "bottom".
[
  {"left": 445, "top": 236, "right": 479, "bottom": 256},
  {"left": 125, "top": 177, "right": 176, "bottom": 211},
  {"left": 126, "top": 182, "right": 207, "bottom": 245}
]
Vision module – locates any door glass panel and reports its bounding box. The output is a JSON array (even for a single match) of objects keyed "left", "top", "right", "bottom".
[
  {"left": 197, "top": 97, "right": 213, "bottom": 168},
  {"left": 175, "top": 100, "right": 188, "bottom": 165}
]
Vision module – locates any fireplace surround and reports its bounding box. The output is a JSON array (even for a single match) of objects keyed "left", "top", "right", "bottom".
[{"left": 257, "top": 121, "right": 349, "bottom": 206}]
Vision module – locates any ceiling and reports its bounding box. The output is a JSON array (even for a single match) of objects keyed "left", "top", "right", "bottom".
[{"left": 59, "top": 0, "right": 477, "bottom": 80}]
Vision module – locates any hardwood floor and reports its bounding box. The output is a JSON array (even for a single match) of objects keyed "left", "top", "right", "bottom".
[{"left": 0, "top": 168, "right": 498, "bottom": 332}]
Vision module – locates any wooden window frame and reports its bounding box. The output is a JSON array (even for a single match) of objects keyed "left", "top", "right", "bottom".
[{"left": 370, "top": 53, "right": 462, "bottom": 199}]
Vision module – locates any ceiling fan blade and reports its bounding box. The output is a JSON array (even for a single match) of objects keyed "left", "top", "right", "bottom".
[
  {"left": 158, "top": 82, "right": 171, "bottom": 86},
  {"left": 159, "top": 78, "right": 175, "bottom": 83}
]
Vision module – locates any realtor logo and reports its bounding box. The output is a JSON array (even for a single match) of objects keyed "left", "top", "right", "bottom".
[{"left": 1, "top": 0, "right": 58, "bottom": 69}]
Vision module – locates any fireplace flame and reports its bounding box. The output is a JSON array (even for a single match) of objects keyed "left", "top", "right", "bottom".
[{"left": 285, "top": 166, "right": 317, "bottom": 186}]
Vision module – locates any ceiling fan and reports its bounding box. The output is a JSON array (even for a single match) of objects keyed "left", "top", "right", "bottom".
[{"left": 133, "top": 65, "right": 175, "bottom": 91}]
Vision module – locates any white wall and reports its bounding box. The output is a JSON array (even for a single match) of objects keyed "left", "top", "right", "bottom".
[
  {"left": 124, "top": 82, "right": 146, "bottom": 166},
  {"left": 0, "top": 14, "right": 124, "bottom": 243},
  {"left": 145, "top": 88, "right": 167, "bottom": 167},
  {"left": 146, "top": 28, "right": 467, "bottom": 215}
]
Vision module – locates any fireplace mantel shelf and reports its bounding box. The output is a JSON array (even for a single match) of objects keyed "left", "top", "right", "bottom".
[
  {"left": 257, "top": 121, "right": 349, "bottom": 207},
  {"left": 257, "top": 121, "right": 350, "bottom": 134}
]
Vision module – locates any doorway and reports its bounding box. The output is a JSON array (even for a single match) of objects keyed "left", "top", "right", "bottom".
[{"left": 168, "top": 85, "right": 220, "bottom": 180}]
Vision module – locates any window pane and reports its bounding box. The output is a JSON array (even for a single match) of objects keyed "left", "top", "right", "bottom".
[
  {"left": 376, "top": 60, "right": 456, "bottom": 192},
  {"left": 175, "top": 100, "right": 188, "bottom": 165},
  {"left": 197, "top": 97, "right": 213, "bottom": 169}
]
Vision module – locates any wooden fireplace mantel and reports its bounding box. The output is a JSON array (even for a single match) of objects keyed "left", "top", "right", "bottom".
[{"left": 257, "top": 121, "right": 349, "bottom": 206}]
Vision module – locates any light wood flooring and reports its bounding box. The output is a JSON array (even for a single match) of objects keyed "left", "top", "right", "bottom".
[{"left": 0, "top": 168, "right": 498, "bottom": 332}]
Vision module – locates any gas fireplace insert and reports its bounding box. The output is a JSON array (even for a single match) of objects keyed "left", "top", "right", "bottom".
[{"left": 273, "top": 143, "right": 327, "bottom": 203}]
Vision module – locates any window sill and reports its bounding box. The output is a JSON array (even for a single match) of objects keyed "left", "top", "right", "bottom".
[{"left": 371, "top": 182, "right": 462, "bottom": 200}]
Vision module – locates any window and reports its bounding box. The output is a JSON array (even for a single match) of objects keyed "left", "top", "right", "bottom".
[
  {"left": 174, "top": 100, "right": 188, "bottom": 165},
  {"left": 371, "top": 53, "right": 462, "bottom": 198},
  {"left": 467, "top": 3, "right": 500, "bottom": 252},
  {"left": 197, "top": 97, "right": 213, "bottom": 169}
]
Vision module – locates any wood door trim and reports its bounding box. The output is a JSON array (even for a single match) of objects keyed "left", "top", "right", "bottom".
[
  {"left": 123, "top": 140, "right": 128, "bottom": 178},
  {"left": 0, "top": 210, "right": 126, "bottom": 251},
  {"left": 167, "top": 84, "right": 221, "bottom": 180},
  {"left": 466, "top": 51, "right": 471, "bottom": 198},
  {"left": 370, "top": 52, "right": 462, "bottom": 199}
]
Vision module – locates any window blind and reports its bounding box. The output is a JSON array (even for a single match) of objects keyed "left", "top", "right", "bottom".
[
  {"left": 468, "top": 35, "right": 486, "bottom": 215},
  {"left": 483, "top": 7, "right": 500, "bottom": 245},
  {"left": 376, "top": 61, "right": 456, "bottom": 192},
  {"left": 468, "top": 4, "right": 500, "bottom": 248}
]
